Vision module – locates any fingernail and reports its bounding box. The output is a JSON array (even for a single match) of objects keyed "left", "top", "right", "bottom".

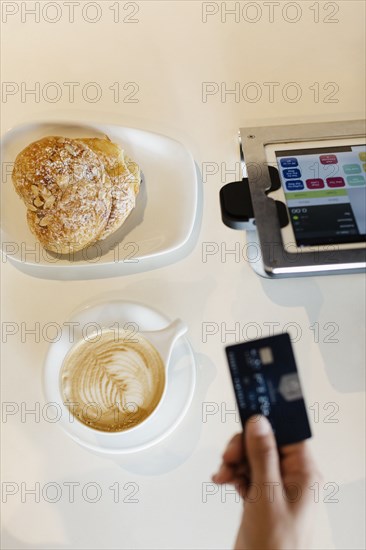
[
  {"left": 212, "top": 472, "right": 221, "bottom": 483},
  {"left": 249, "top": 415, "right": 271, "bottom": 436},
  {"left": 212, "top": 464, "right": 225, "bottom": 482}
]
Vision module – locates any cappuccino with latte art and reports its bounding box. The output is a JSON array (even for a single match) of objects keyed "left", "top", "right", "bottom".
[{"left": 60, "top": 329, "right": 166, "bottom": 432}]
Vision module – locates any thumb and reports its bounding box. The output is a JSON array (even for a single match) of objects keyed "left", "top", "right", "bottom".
[{"left": 245, "top": 416, "right": 282, "bottom": 486}]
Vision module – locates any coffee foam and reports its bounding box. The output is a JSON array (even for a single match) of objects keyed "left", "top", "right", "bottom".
[{"left": 60, "top": 330, "right": 166, "bottom": 432}]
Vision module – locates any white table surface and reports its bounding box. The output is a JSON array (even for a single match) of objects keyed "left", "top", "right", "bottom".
[{"left": 1, "top": 1, "right": 365, "bottom": 549}]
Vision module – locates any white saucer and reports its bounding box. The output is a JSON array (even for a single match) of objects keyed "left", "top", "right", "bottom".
[{"left": 43, "top": 301, "right": 196, "bottom": 454}]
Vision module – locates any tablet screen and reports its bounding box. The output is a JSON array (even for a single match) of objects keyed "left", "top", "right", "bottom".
[{"left": 275, "top": 144, "right": 366, "bottom": 246}]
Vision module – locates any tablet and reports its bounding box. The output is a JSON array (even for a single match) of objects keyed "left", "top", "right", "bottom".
[
  {"left": 265, "top": 138, "right": 366, "bottom": 252},
  {"left": 238, "top": 120, "right": 366, "bottom": 276}
]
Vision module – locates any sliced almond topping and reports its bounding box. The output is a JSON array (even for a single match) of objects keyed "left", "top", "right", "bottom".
[
  {"left": 65, "top": 144, "right": 77, "bottom": 156},
  {"left": 44, "top": 196, "right": 55, "bottom": 209},
  {"left": 31, "top": 185, "right": 39, "bottom": 196},
  {"left": 28, "top": 204, "right": 38, "bottom": 212},
  {"left": 34, "top": 197, "right": 44, "bottom": 208},
  {"left": 39, "top": 215, "right": 52, "bottom": 227},
  {"left": 57, "top": 175, "right": 69, "bottom": 188}
]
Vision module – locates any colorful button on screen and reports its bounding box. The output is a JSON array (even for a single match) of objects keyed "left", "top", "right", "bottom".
[{"left": 275, "top": 143, "right": 366, "bottom": 246}]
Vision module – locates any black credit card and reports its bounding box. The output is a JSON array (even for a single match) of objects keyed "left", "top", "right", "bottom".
[{"left": 226, "top": 333, "right": 311, "bottom": 446}]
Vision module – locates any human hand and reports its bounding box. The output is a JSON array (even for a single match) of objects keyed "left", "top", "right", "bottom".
[{"left": 212, "top": 416, "right": 320, "bottom": 550}]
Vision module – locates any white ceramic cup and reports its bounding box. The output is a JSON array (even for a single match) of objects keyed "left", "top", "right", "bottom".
[{"left": 43, "top": 319, "right": 187, "bottom": 447}]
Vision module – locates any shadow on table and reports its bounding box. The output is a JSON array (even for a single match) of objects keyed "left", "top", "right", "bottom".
[
  {"left": 326, "top": 479, "right": 366, "bottom": 550},
  {"left": 257, "top": 276, "right": 365, "bottom": 394}
]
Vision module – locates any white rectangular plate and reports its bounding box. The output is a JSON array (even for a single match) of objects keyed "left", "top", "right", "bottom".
[{"left": 1, "top": 122, "right": 198, "bottom": 278}]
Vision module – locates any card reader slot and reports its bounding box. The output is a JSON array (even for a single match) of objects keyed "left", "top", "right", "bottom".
[
  {"left": 267, "top": 165, "right": 282, "bottom": 192},
  {"left": 220, "top": 176, "right": 289, "bottom": 230},
  {"left": 220, "top": 179, "right": 255, "bottom": 230}
]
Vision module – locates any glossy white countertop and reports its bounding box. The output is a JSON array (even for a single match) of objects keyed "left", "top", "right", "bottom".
[{"left": 1, "top": 2, "right": 365, "bottom": 549}]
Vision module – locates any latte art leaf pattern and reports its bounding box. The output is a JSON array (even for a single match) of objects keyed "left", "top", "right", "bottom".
[
  {"left": 61, "top": 330, "right": 166, "bottom": 432},
  {"left": 80, "top": 349, "right": 152, "bottom": 411}
]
